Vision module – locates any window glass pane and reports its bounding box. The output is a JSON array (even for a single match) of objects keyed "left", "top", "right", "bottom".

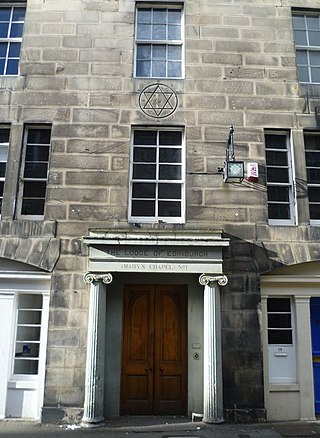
[
  {"left": 266, "top": 167, "right": 289, "bottom": 183},
  {"left": 23, "top": 181, "right": 47, "bottom": 198},
  {"left": 305, "top": 135, "right": 320, "bottom": 150},
  {"left": 306, "top": 151, "right": 320, "bottom": 167},
  {"left": 131, "top": 200, "right": 155, "bottom": 216},
  {"left": 267, "top": 186, "right": 289, "bottom": 202},
  {"left": 296, "top": 50, "right": 308, "bottom": 64},
  {"left": 21, "top": 198, "right": 45, "bottom": 215},
  {"left": 267, "top": 298, "right": 291, "bottom": 313},
  {"left": 152, "top": 60, "right": 166, "bottom": 77},
  {"left": 133, "top": 164, "right": 156, "bottom": 179},
  {"left": 137, "top": 24, "right": 151, "bottom": 40},
  {"left": 268, "top": 330, "right": 293, "bottom": 345},
  {"left": 292, "top": 15, "right": 305, "bottom": 29},
  {"left": 136, "top": 60, "right": 151, "bottom": 77},
  {"left": 159, "top": 131, "right": 182, "bottom": 145},
  {"left": 152, "top": 24, "right": 166, "bottom": 40},
  {"left": 268, "top": 314, "right": 292, "bottom": 328},
  {"left": 137, "top": 44, "right": 151, "bottom": 60},
  {"left": 309, "top": 31, "right": 320, "bottom": 47},
  {"left": 159, "top": 148, "right": 181, "bottom": 163},
  {"left": 265, "top": 134, "right": 287, "bottom": 149},
  {"left": 311, "top": 67, "right": 320, "bottom": 83},
  {"left": 12, "top": 8, "right": 26, "bottom": 22},
  {"left": 310, "top": 203, "right": 320, "bottom": 220},
  {"left": 16, "top": 326, "right": 41, "bottom": 341},
  {"left": 132, "top": 183, "right": 155, "bottom": 198},
  {"left": 0, "top": 8, "right": 11, "bottom": 22},
  {"left": 18, "top": 310, "right": 42, "bottom": 325},
  {"left": 294, "top": 29, "right": 307, "bottom": 45},
  {"left": 0, "top": 128, "right": 9, "bottom": 143},
  {"left": 14, "top": 359, "right": 39, "bottom": 375},
  {"left": 297, "top": 66, "right": 310, "bottom": 82},
  {"left": 26, "top": 145, "right": 50, "bottom": 162},
  {"left": 159, "top": 200, "right": 181, "bottom": 217},
  {"left": 23, "top": 162, "right": 48, "bottom": 179},
  {"left": 10, "top": 23, "right": 24, "bottom": 38},
  {"left": 8, "top": 42, "right": 20, "bottom": 57},
  {"left": 133, "top": 147, "right": 156, "bottom": 162},
  {"left": 134, "top": 130, "right": 157, "bottom": 145},
  {"left": 268, "top": 203, "right": 290, "bottom": 220},
  {"left": 0, "top": 181, "right": 4, "bottom": 197},
  {"left": 310, "top": 51, "right": 320, "bottom": 65},
  {"left": 0, "top": 162, "right": 6, "bottom": 178},
  {"left": 137, "top": 9, "right": 151, "bottom": 23},
  {"left": 6, "top": 59, "right": 19, "bottom": 75},
  {"left": 0, "top": 43, "right": 7, "bottom": 59},
  {"left": 168, "top": 10, "right": 181, "bottom": 24},
  {"left": 27, "top": 129, "right": 51, "bottom": 144},
  {"left": 153, "top": 9, "right": 167, "bottom": 24},
  {"left": 306, "top": 16, "right": 319, "bottom": 30},
  {"left": 266, "top": 150, "right": 288, "bottom": 166},
  {"left": 168, "top": 61, "right": 181, "bottom": 77},
  {"left": 168, "top": 45, "right": 181, "bottom": 60},
  {"left": 307, "top": 168, "right": 320, "bottom": 183},
  {"left": 153, "top": 45, "right": 166, "bottom": 59},
  {"left": 159, "top": 183, "right": 181, "bottom": 199},
  {"left": 308, "top": 187, "right": 320, "bottom": 202},
  {"left": 159, "top": 164, "right": 181, "bottom": 179},
  {"left": 168, "top": 25, "right": 181, "bottom": 40},
  {"left": 0, "top": 22, "right": 9, "bottom": 38}
]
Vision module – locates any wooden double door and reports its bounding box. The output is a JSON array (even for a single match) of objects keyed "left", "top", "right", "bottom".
[{"left": 120, "top": 285, "right": 187, "bottom": 415}]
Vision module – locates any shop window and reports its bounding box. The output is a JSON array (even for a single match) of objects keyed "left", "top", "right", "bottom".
[
  {"left": 135, "top": 5, "right": 183, "bottom": 78},
  {"left": 16, "top": 126, "right": 51, "bottom": 219},
  {"left": 129, "top": 128, "right": 185, "bottom": 223},
  {"left": 13, "top": 294, "right": 42, "bottom": 375},
  {"left": 0, "top": 6, "right": 26, "bottom": 75},
  {"left": 292, "top": 12, "right": 320, "bottom": 84},
  {"left": 267, "top": 297, "right": 297, "bottom": 384},
  {"left": 304, "top": 132, "right": 320, "bottom": 224},
  {"left": 265, "top": 131, "right": 296, "bottom": 225}
]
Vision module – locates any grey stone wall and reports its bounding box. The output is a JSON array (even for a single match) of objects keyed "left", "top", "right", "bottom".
[{"left": 1, "top": 0, "right": 320, "bottom": 422}]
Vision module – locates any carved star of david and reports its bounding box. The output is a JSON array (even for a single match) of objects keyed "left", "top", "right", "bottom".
[{"left": 139, "top": 84, "right": 178, "bottom": 118}]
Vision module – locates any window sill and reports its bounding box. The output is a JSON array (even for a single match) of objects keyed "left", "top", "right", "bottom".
[{"left": 269, "top": 383, "right": 299, "bottom": 392}]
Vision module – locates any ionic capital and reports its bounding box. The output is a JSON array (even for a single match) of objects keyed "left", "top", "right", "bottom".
[
  {"left": 84, "top": 272, "right": 113, "bottom": 285},
  {"left": 199, "top": 273, "right": 228, "bottom": 287}
]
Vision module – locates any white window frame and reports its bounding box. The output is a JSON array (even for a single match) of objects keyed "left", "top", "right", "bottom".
[
  {"left": 134, "top": 3, "right": 184, "bottom": 79},
  {"left": 128, "top": 126, "right": 185, "bottom": 224},
  {"left": 304, "top": 131, "right": 320, "bottom": 226},
  {"left": 292, "top": 11, "right": 320, "bottom": 84},
  {"left": 265, "top": 130, "right": 297, "bottom": 226},
  {"left": 0, "top": 126, "right": 10, "bottom": 217},
  {"left": 0, "top": 5, "right": 26, "bottom": 76},
  {"left": 16, "top": 125, "right": 51, "bottom": 220},
  {"left": 267, "top": 297, "right": 297, "bottom": 385}
]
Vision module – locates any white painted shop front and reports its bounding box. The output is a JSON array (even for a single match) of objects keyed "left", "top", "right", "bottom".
[
  {"left": 261, "top": 261, "right": 320, "bottom": 421},
  {"left": 81, "top": 230, "right": 229, "bottom": 426},
  {"left": 0, "top": 259, "right": 50, "bottom": 420}
]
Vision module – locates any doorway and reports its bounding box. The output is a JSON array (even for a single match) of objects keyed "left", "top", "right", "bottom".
[
  {"left": 310, "top": 297, "right": 320, "bottom": 415},
  {"left": 120, "top": 284, "right": 187, "bottom": 415}
]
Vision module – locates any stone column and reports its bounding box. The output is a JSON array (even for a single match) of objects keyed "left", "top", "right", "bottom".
[
  {"left": 199, "top": 273, "right": 228, "bottom": 424},
  {"left": 82, "top": 273, "right": 113, "bottom": 427}
]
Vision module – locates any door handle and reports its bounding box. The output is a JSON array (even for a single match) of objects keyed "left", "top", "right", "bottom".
[
  {"left": 145, "top": 367, "right": 153, "bottom": 372},
  {"left": 160, "top": 367, "right": 164, "bottom": 371}
]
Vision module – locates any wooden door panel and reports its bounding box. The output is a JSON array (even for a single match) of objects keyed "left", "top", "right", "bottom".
[
  {"left": 121, "top": 284, "right": 187, "bottom": 415},
  {"left": 121, "top": 286, "right": 154, "bottom": 414},
  {"left": 154, "top": 286, "right": 187, "bottom": 415}
]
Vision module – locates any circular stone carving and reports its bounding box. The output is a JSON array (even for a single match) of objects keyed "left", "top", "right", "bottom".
[{"left": 139, "top": 83, "right": 178, "bottom": 118}]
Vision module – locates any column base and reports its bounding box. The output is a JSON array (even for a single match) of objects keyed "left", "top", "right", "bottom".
[
  {"left": 81, "top": 417, "right": 105, "bottom": 428},
  {"left": 203, "top": 417, "right": 225, "bottom": 424}
]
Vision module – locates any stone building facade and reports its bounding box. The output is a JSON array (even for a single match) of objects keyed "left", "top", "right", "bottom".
[{"left": 0, "top": 0, "right": 320, "bottom": 425}]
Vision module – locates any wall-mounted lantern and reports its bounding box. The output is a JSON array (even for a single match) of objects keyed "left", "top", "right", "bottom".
[{"left": 222, "top": 126, "right": 244, "bottom": 183}]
